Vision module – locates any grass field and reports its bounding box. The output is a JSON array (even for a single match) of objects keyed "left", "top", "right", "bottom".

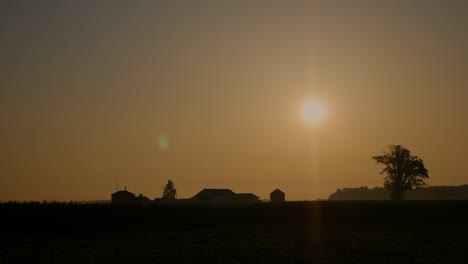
[{"left": 1, "top": 201, "right": 467, "bottom": 263}]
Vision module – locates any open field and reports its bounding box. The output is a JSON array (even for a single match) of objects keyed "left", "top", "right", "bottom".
[{"left": 1, "top": 201, "right": 468, "bottom": 263}]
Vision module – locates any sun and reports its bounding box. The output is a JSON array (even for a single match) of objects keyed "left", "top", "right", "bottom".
[{"left": 301, "top": 100, "right": 325, "bottom": 126}]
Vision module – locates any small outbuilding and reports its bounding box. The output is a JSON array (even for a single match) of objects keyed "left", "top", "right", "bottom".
[{"left": 270, "top": 189, "right": 285, "bottom": 202}]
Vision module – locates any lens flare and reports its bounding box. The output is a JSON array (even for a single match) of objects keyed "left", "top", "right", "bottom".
[{"left": 158, "top": 135, "right": 170, "bottom": 150}]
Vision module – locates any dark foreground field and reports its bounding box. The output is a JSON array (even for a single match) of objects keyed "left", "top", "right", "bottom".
[{"left": 1, "top": 201, "right": 468, "bottom": 263}]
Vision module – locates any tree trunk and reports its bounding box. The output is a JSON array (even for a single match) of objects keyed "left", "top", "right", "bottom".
[{"left": 391, "top": 190, "right": 405, "bottom": 201}]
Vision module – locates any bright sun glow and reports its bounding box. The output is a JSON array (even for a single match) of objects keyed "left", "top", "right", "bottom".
[{"left": 301, "top": 100, "right": 325, "bottom": 126}]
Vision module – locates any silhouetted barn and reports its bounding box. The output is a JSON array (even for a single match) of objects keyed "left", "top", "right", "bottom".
[
  {"left": 190, "top": 189, "right": 261, "bottom": 203},
  {"left": 191, "top": 189, "right": 237, "bottom": 203},
  {"left": 270, "top": 189, "right": 285, "bottom": 202}
]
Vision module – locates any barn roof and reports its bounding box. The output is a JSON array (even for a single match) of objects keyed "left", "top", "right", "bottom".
[
  {"left": 191, "top": 189, "right": 236, "bottom": 200},
  {"left": 271, "top": 189, "right": 284, "bottom": 195},
  {"left": 236, "top": 193, "right": 260, "bottom": 199}
]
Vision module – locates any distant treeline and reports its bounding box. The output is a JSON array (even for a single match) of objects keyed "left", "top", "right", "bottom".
[{"left": 328, "top": 185, "right": 468, "bottom": 200}]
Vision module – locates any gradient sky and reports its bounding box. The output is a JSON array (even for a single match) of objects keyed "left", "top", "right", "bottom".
[{"left": 1, "top": 0, "right": 468, "bottom": 201}]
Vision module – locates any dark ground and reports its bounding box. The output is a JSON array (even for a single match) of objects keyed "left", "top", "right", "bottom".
[{"left": 1, "top": 201, "right": 468, "bottom": 263}]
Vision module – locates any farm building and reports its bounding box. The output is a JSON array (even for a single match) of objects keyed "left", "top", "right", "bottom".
[
  {"left": 235, "top": 193, "right": 261, "bottom": 203},
  {"left": 190, "top": 189, "right": 260, "bottom": 203},
  {"left": 270, "top": 189, "right": 285, "bottom": 202},
  {"left": 111, "top": 188, "right": 151, "bottom": 206}
]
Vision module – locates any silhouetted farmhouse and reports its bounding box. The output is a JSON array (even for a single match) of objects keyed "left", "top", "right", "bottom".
[
  {"left": 111, "top": 189, "right": 151, "bottom": 206},
  {"left": 190, "top": 189, "right": 260, "bottom": 203},
  {"left": 111, "top": 189, "right": 135, "bottom": 205},
  {"left": 270, "top": 189, "right": 285, "bottom": 202}
]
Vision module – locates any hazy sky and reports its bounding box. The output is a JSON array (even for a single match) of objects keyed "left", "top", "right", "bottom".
[{"left": 1, "top": 0, "right": 468, "bottom": 201}]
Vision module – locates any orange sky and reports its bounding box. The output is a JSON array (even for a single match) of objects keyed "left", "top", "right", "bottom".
[{"left": 1, "top": 1, "right": 468, "bottom": 201}]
